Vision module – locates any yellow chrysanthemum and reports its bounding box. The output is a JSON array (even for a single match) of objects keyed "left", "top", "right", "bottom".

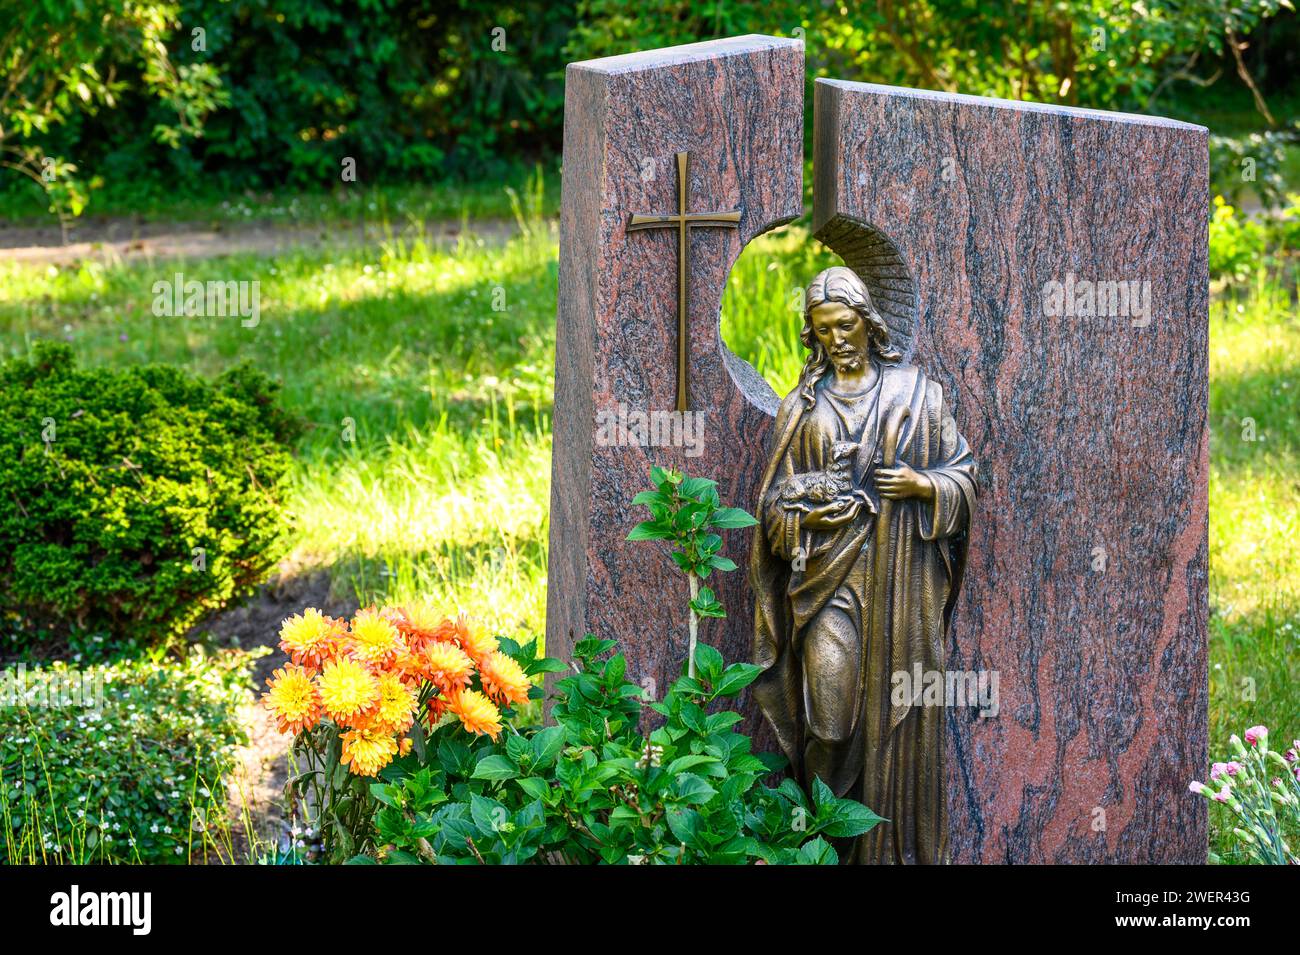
[
  {"left": 447, "top": 688, "right": 502, "bottom": 740},
  {"left": 316, "top": 657, "right": 380, "bottom": 726},
  {"left": 456, "top": 618, "right": 498, "bottom": 667},
  {"left": 261, "top": 665, "right": 321, "bottom": 735},
  {"left": 422, "top": 640, "right": 475, "bottom": 695},
  {"left": 479, "top": 650, "right": 532, "bottom": 708},
  {"left": 371, "top": 671, "right": 418, "bottom": 734},
  {"left": 340, "top": 726, "right": 399, "bottom": 777},
  {"left": 278, "top": 608, "right": 338, "bottom": 671},
  {"left": 346, "top": 608, "right": 404, "bottom": 667}
]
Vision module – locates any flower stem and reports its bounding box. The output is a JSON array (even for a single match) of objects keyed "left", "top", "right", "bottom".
[{"left": 687, "top": 572, "right": 700, "bottom": 679}]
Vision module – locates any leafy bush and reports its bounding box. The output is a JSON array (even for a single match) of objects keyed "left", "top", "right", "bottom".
[
  {"left": 1208, "top": 193, "right": 1300, "bottom": 284},
  {"left": 0, "top": 650, "right": 253, "bottom": 864},
  {"left": 1, "top": 1, "right": 226, "bottom": 222},
  {"left": 369, "top": 636, "right": 879, "bottom": 865},
  {"left": 1210, "top": 126, "right": 1300, "bottom": 210},
  {"left": 0, "top": 342, "right": 298, "bottom": 650}
]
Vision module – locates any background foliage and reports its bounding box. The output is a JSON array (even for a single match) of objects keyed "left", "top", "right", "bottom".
[{"left": 2, "top": 0, "right": 1296, "bottom": 217}]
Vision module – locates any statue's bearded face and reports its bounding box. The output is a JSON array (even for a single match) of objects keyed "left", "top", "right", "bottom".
[{"left": 809, "top": 301, "right": 870, "bottom": 373}]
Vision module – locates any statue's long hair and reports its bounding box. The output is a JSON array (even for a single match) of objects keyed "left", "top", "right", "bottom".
[{"left": 798, "top": 266, "right": 902, "bottom": 406}]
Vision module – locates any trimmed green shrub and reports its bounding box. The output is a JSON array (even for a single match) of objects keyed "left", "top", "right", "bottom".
[
  {"left": 0, "top": 650, "right": 253, "bottom": 864},
  {"left": 0, "top": 342, "right": 298, "bottom": 650}
]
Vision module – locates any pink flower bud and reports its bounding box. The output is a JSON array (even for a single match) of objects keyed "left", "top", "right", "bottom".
[
  {"left": 1245, "top": 725, "right": 1268, "bottom": 746},
  {"left": 1285, "top": 749, "right": 1297, "bottom": 765},
  {"left": 1210, "top": 762, "right": 1228, "bottom": 781},
  {"left": 1215, "top": 787, "right": 1232, "bottom": 803},
  {"left": 1189, "top": 781, "right": 1207, "bottom": 795},
  {"left": 1227, "top": 761, "right": 1243, "bottom": 776}
]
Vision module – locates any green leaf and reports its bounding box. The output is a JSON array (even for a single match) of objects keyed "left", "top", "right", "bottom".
[
  {"left": 472, "top": 755, "right": 518, "bottom": 781},
  {"left": 627, "top": 521, "right": 672, "bottom": 541},
  {"left": 811, "top": 776, "right": 836, "bottom": 812},
  {"left": 470, "top": 793, "right": 508, "bottom": 836},
  {"left": 693, "top": 643, "right": 724, "bottom": 683},
  {"left": 665, "top": 754, "right": 720, "bottom": 776},
  {"left": 632, "top": 490, "right": 668, "bottom": 507},
  {"left": 523, "top": 656, "right": 568, "bottom": 676},
  {"left": 368, "top": 783, "right": 397, "bottom": 807},
  {"left": 515, "top": 776, "right": 550, "bottom": 801},
  {"left": 679, "top": 476, "right": 718, "bottom": 500},
  {"left": 667, "top": 808, "right": 702, "bottom": 846},
  {"left": 408, "top": 718, "right": 427, "bottom": 762},
  {"left": 531, "top": 725, "right": 566, "bottom": 767},
  {"left": 796, "top": 837, "right": 839, "bottom": 865},
  {"left": 712, "top": 662, "right": 763, "bottom": 697},
  {"left": 818, "top": 799, "right": 885, "bottom": 839},
  {"left": 709, "top": 507, "right": 758, "bottom": 529},
  {"left": 709, "top": 555, "right": 738, "bottom": 572},
  {"left": 674, "top": 773, "right": 717, "bottom": 805},
  {"left": 506, "top": 734, "right": 532, "bottom": 767}
]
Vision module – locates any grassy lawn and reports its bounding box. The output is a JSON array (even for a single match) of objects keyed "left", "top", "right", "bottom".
[{"left": 1, "top": 194, "right": 1296, "bottom": 861}]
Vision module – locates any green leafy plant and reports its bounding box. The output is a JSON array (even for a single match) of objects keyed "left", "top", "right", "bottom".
[
  {"left": 1191, "top": 725, "right": 1300, "bottom": 864},
  {"left": 0, "top": 649, "right": 254, "bottom": 864},
  {"left": 1208, "top": 192, "right": 1300, "bottom": 285},
  {"left": 362, "top": 475, "right": 878, "bottom": 865},
  {"left": 627, "top": 466, "right": 757, "bottom": 677},
  {"left": 370, "top": 636, "right": 880, "bottom": 864},
  {"left": 0, "top": 341, "right": 299, "bottom": 651}
]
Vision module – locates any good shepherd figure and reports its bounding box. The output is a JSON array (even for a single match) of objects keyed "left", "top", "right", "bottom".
[{"left": 750, "top": 266, "right": 978, "bottom": 864}]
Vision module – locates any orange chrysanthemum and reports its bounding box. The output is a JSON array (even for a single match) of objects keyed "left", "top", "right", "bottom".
[
  {"left": 455, "top": 617, "right": 498, "bottom": 667},
  {"left": 345, "top": 608, "right": 404, "bottom": 667},
  {"left": 392, "top": 602, "right": 445, "bottom": 651},
  {"left": 427, "top": 694, "right": 451, "bottom": 721},
  {"left": 392, "top": 647, "right": 428, "bottom": 685},
  {"left": 421, "top": 640, "right": 475, "bottom": 696},
  {"left": 278, "top": 609, "right": 339, "bottom": 672},
  {"left": 261, "top": 665, "right": 321, "bottom": 735},
  {"left": 370, "top": 671, "right": 418, "bottom": 735},
  {"left": 316, "top": 657, "right": 380, "bottom": 726},
  {"left": 447, "top": 688, "right": 502, "bottom": 740},
  {"left": 340, "top": 726, "right": 399, "bottom": 777},
  {"left": 479, "top": 650, "right": 532, "bottom": 708}
]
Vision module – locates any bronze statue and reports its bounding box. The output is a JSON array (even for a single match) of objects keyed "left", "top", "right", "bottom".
[{"left": 750, "top": 266, "right": 977, "bottom": 864}]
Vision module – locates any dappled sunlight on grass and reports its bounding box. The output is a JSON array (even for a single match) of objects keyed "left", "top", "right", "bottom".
[{"left": 1206, "top": 268, "right": 1300, "bottom": 862}]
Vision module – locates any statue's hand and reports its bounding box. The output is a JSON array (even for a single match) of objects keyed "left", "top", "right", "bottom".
[
  {"left": 801, "top": 498, "right": 861, "bottom": 530},
  {"left": 876, "top": 463, "right": 935, "bottom": 501}
]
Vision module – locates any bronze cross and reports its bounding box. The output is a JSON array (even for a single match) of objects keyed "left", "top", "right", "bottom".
[{"left": 628, "top": 151, "right": 741, "bottom": 412}]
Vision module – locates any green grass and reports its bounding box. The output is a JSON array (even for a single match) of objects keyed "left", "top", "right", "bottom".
[
  {"left": 1207, "top": 267, "right": 1300, "bottom": 861},
  {"left": 0, "top": 188, "right": 558, "bottom": 641},
  {"left": 1, "top": 192, "right": 1297, "bottom": 862},
  {"left": 0, "top": 165, "right": 561, "bottom": 228}
]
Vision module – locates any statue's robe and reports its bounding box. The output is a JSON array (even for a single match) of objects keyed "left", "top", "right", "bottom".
[{"left": 750, "top": 359, "right": 976, "bottom": 864}]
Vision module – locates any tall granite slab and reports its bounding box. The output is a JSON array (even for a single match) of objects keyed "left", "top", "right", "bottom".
[
  {"left": 813, "top": 80, "right": 1208, "bottom": 862},
  {"left": 546, "top": 37, "right": 802, "bottom": 714}
]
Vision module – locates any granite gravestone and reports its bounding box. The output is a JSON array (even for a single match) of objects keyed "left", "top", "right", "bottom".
[
  {"left": 811, "top": 80, "right": 1207, "bottom": 863},
  {"left": 545, "top": 36, "right": 802, "bottom": 713},
  {"left": 547, "top": 39, "right": 1208, "bottom": 864}
]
